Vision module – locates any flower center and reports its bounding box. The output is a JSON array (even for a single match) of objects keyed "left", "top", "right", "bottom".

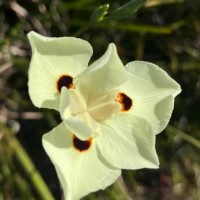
[
  {"left": 71, "top": 89, "right": 121, "bottom": 120},
  {"left": 73, "top": 135, "right": 92, "bottom": 152},
  {"left": 57, "top": 74, "right": 73, "bottom": 92},
  {"left": 67, "top": 89, "right": 121, "bottom": 134},
  {"left": 117, "top": 92, "right": 133, "bottom": 112}
]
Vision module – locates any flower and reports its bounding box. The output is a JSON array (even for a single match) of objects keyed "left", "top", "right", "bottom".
[{"left": 28, "top": 31, "right": 181, "bottom": 200}]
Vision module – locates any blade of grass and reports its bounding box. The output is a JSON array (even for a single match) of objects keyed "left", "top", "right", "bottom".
[
  {"left": 0, "top": 124, "right": 55, "bottom": 200},
  {"left": 166, "top": 125, "right": 200, "bottom": 149},
  {"left": 14, "top": 173, "right": 33, "bottom": 199}
]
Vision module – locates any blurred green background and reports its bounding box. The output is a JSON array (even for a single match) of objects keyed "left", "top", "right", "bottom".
[{"left": 0, "top": 0, "right": 200, "bottom": 199}]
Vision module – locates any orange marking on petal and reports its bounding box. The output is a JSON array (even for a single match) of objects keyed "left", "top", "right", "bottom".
[
  {"left": 56, "top": 74, "right": 74, "bottom": 93},
  {"left": 116, "top": 92, "right": 133, "bottom": 112},
  {"left": 72, "top": 135, "right": 92, "bottom": 152}
]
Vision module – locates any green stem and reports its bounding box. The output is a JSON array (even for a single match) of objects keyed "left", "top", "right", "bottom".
[
  {"left": 87, "top": 194, "right": 97, "bottom": 200},
  {"left": 193, "top": 163, "right": 200, "bottom": 199},
  {"left": 125, "top": 171, "right": 138, "bottom": 192},
  {"left": 73, "top": 24, "right": 91, "bottom": 37},
  {"left": 145, "top": 0, "right": 184, "bottom": 7},
  {"left": 135, "top": 33, "right": 145, "bottom": 60},
  {"left": 166, "top": 125, "right": 200, "bottom": 149},
  {"left": 104, "top": 188, "right": 116, "bottom": 200},
  {"left": 114, "top": 177, "right": 132, "bottom": 200},
  {"left": 0, "top": 192, "right": 3, "bottom": 200},
  {"left": 70, "top": 19, "right": 175, "bottom": 36}
]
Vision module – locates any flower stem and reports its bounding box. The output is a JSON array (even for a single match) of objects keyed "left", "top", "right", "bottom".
[
  {"left": 115, "top": 176, "right": 132, "bottom": 200},
  {"left": 70, "top": 19, "right": 180, "bottom": 37}
]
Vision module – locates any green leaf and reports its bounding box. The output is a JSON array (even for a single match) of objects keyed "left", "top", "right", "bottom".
[
  {"left": 104, "top": 0, "right": 148, "bottom": 21},
  {"left": 90, "top": 4, "right": 109, "bottom": 22}
]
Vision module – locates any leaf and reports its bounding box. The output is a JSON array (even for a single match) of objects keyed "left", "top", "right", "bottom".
[
  {"left": 104, "top": 0, "right": 148, "bottom": 21},
  {"left": 90, "top": 4, "right": 109, "bottom": 22}
]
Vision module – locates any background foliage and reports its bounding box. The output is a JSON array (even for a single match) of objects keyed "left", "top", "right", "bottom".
[{"left": 0, "top": 0, "right": 200, "bottom": 199}]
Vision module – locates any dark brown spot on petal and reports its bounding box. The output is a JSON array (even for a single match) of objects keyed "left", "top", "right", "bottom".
[
  {"left": 73, "top": 135, "right": 92, "bottom": 152},
  {"left": 57, "top": 74, "right": 73, "bottom": 92},
  {"left": 117, "top": 92, "right": 133, "bottom": 112}
]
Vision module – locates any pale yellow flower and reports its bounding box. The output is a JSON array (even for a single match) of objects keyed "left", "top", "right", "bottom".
[{"left": 28, "top": 31, "right": 181, "bottom": 200}]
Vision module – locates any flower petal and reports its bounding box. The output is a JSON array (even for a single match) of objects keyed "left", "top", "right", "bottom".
[
  {"left": 42, "top": 123, "right": 121, "bottom": 200},
  {"left": 28, "top": 31, "right": 93, "bottom": 110},
  {"left": 96, "top": 114, "right": 159, "bottom": 169},
  {"left": 63, "top": 113, "right": 99, "bottom": 141},
  {"left": 119, "top": 61, "right": 181, "bottom": 134},
  {"left": 75, "top": 43, "right": 129, "bottom": 93}
]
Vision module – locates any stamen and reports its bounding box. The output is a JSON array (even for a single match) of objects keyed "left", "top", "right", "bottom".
[
  {"left": 57, "top": 74, "right": 73, "bottom": 92},
  {"left": 73, "top": 135, "right": 92, "bottom": 152},
  {"left": 117, "top": 92, "right": 133, "bottom": 112}
]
